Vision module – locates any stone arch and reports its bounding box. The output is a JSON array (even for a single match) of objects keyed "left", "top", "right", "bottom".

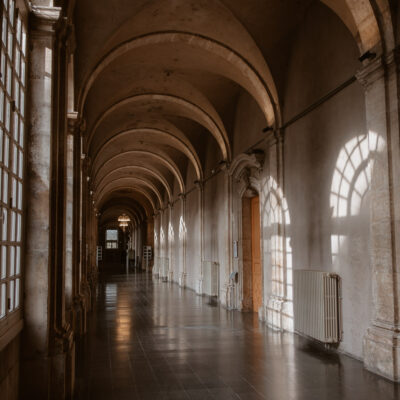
[
  {"left": 78, "top": 31, "right": 279, "bottom": 130},
  {"left": 97, "top": 186, "right": 157, "bottom": 214},
  {"left": 87, "top": 93, "right": 230, "bottom": 161},
  {"left": 91, "top": 128, "right": 203, "bottom": 181},
  {"left": 92, "top": 150, "right": 185, "bottom": 194},
  {"left": 96, "top": 177, "right": 164, "bottom": 210},
  {"left": 94, "top": 166, "right": 173, "bottom": 202}
]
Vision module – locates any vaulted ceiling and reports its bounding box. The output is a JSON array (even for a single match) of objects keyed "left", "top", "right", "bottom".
[{"left": 72, "top": 0, "right": 385, "bottom": 227}]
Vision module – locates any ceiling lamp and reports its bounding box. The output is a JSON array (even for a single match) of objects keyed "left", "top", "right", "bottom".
[{"left": 118, "top": 214, "right": 130, "bottom": 223}]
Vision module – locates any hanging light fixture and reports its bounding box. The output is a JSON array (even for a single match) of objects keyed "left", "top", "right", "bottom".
[{"left": 118, "top": 214, "right": 130, "bottom": 223}]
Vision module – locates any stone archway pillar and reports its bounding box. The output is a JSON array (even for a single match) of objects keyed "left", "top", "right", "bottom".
[
  {"left": 356, "top": 51, "right": 400, "bottom": 382},
  {"left": 221, "top": 164, "right": 234, "bottom": 308},
  {"left": 22, "top": 5, "right": 75, "bottom": 399},
  {"left": 195, "top": 181, "right": 204, "bottom": 294},
  {"left": 179, "top": 193, "right": 187, "bottom": 287},
  {"left": 168, "top": 203, "right": 174, "bottom": 281}
]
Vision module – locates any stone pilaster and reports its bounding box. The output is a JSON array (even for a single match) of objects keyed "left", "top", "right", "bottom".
[
  {"left": 167, "top": 202, "right": 174, "bottom": 281},
  {"left": 356, "top": 52, "right": 400, "bottom": 381},
  {"left": 22, "top": 5, "right": 75, "bottom": 399},
  {"left": 220, "top": 162, "right": 233, "bottom": 308},
  {"left": 195, "top": 181, "right": 204, "bottom": 295},
  {"left": 178, "top": 193, "right": 187, "bottom": 287}
]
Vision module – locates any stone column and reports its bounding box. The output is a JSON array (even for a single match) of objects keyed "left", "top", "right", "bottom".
[
  {"left": 22, "top": 5, "right": 75, "bottom": 399},
  {"left": 72, "top": 121, "right": 86, "bottom": 336},
  {"left": 179, "top": 193, "right": 187, "bottom": 287},
  {"left": 220, "top": 163, "right": 234, "bottom": 308},
  {"left": 64, "top": 114, "right": 76, "bottom": 321},
  {"left": 195, "top": 181, "right": 204, "bottom": 294},
  {"left": 152, "top": 211, "right": 160, "bottom": 275},
  {"left": 356, "top": 52, "right": 400, "bottom": 381},
  {"left": 168, "top": 202, "right": 174, "bottom": 281}
]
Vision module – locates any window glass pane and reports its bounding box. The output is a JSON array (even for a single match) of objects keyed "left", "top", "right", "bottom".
[
  {"left": 16, "top": 16, "right": 20, "bottom": 44},
  {"left": 10, "top": 210, "right": 14, "bottom": 241},
  {"left": 2, "top": 209, "right": 6, "bottom": 239},
  {"left": 1, "top": 245, "right": 6, "bottom": 279},
  {"left": 2, "top": 169, "right": 7, "bottom": 202},
  {"left": 0, "top": 50, "right": 4, "bottom": 85},
  {"left": 15, "top": 245, "right": 19, "bottom": 274},
  {"left": 15, "top": 47, "right": 19, "bottom": 77},
  {"left": 1, "top": 16, "right": 6, "bottom": 46},
  {"left": 0, "top": 90, "right": 3, "bottom": 122},
  {"left": 21, "top": 29, "right": 26, "bottom": 56},
  {"left": 16, "top": 213, "right": 20, "bottom": 241},
  {"left": 11, "top": 176, "right": 15, "bottom": 207},
  {"left": 5, "top": 98, "right": 10, "bottom": 131},
  {"left": 12, "top": 142, "right": 16, "bottom": 173},
  {"left": 106, "top": 230, "right": 118, "bottom": 241},
  {"left": 6, "top": 60, "right": 11, "bottom": 93},
  {"left": 3, "top": 134, "right": 8, "bottom": 166},
  {"left": 13, "top": 112, "right": 18, "bottom": 141},
  {"left": 7, "top": 28, "right": 12, "bottom": 54},
  {"left": 17, "top": 181, "right": 21, "bottom": 209},
  {"left": 9, "top": 245, "right": 14, "bottom": 275},
  {"left": 9, "top": 0, "right": 14, "bottom": 26},
  {"left": 8, "top": 279, "right": 14, "bottom": 311},
  {"left": 0, "top": 283, "right": 5, "bottom": 318},
  {"left": 0, "top": 128, "right": 3, "bottom": 162},
  {"left": 21, "top": 59, "right": 25, "bottom": 86},
  {"left": 20, "top": 90, "right": 24, "bottom": 117},
  {"left": 15, "top": 278, "right": 19, "bottom": 308},
  {"left": 13, "top": 81, "right": 18, "bottom": 113},
  {"left": 18, "top": 149, "right": 22, "bottom": 178},
  {"left": 19, "top": 118, "right": 23, "bottom": 146}
]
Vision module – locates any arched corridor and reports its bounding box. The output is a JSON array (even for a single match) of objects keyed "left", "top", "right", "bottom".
[{"left": 1, "top": 0, "right": 400, "bottom": 399}]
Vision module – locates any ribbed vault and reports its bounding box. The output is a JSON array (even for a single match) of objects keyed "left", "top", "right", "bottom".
[{"left": 74, "top": 0, "right": 390, "bottom": 221}]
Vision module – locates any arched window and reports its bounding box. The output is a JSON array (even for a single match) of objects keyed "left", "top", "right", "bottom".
[{"left": 0, "top": 0, "right": 27, "bottom": 328}]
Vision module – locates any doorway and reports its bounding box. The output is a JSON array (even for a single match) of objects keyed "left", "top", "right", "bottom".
[{"left": 242, "top": 195, "right": 262, "bottom": 312}]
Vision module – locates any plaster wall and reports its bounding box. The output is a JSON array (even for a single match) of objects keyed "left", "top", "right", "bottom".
[{"left": 283, "top": 3, "right": 370, "bottom": 358}]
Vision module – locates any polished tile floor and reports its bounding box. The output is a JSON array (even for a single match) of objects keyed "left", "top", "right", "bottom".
[{"left": 74, "top": 270, "right": 399, "bottom": 400}]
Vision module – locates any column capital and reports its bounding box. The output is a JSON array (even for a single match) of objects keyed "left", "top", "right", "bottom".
[
  {"left": 30, "top": 5, "right": 62, "bottom": 34},
  {"left": 356, "top": 56, "right": 385, "bottom": 89},
  {"left": 67, "top": 111, "right": 79, "bottom": 133},
  {"left": 194, "top": 180, "right": 204, "bottom": 191}
]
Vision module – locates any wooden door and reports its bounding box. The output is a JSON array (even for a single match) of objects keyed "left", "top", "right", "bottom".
[{"left": 251, "top": 196, "right": 262, "bottom": 312}]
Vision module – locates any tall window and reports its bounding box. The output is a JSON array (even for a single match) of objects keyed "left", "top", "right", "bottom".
[
  {"left": 0, "top": 0, "right": 27, "bottom": 327},
  {"left": 106, "top": 229, "right": 118, "bottom": 249}
]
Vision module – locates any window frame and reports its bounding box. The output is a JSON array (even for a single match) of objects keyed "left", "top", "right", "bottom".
[{"left": 0, "top": 0, "right": 28, "bottom": 343}]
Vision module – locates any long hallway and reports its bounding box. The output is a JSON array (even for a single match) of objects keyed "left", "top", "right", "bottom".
[{"left": 74, "top": 270, "right": 398, "bottom": 400}]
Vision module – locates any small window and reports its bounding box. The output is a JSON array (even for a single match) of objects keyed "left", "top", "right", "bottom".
[{"left": 105, "top": 229, "right": 118, "bottom": 249}]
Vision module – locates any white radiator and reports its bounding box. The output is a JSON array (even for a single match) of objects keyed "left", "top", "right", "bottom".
[
  {"left": 294, "top": 270, "right": 341, "bottom": 343},
  {"left": 202, "top": 261, "right": 219, "bottom": 297}
]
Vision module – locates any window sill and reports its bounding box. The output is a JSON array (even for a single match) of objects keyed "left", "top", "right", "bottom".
[{"left": 0, "top": 317, "right": 23, "bottom": 352}]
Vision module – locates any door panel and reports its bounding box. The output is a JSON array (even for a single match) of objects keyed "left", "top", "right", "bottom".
[{"left": 251, "top": 196, "right": 262, "bottom": 312}]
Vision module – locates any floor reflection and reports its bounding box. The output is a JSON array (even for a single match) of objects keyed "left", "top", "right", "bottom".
[{"left": 74, "top": 270, "right": 399, "bottom": 400}]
